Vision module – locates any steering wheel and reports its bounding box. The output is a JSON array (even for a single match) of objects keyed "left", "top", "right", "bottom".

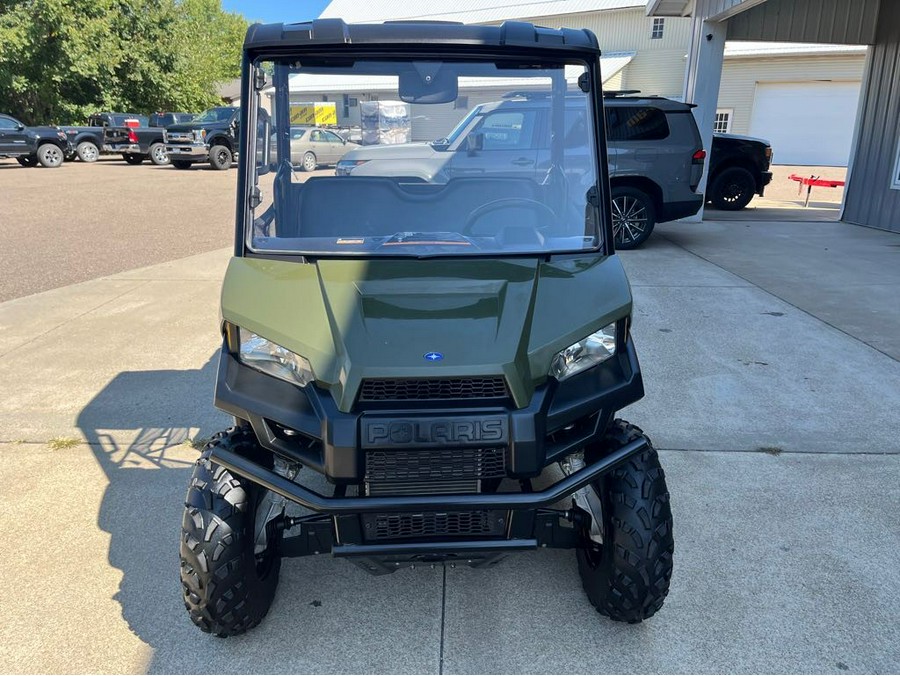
[{"left": 462, "top": 198, "right": 557, "bottom": 235}]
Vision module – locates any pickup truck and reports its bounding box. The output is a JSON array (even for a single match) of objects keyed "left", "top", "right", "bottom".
[
  {"left": 707, "top": 133, "right": 774, "bottom": 210},
  {"left": 164, "top": 106, "right": 239, "bottom": 170},
  {"left": 103, "top": 119, "right": 172, "bottom": 166},
  {"left": 60, "top": 112, "right": 146, "bottom": 162},
  {"left": 0, "top": 113, "right": 71, "bottom": 167}
]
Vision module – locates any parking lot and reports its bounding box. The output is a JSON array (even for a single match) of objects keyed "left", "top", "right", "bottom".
[{"left": 1, "top": 161, "right": 899, "bottom": 673}]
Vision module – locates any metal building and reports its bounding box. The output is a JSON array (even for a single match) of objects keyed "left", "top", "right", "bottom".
[{"left": 648, "top": 0, "right": 900, "bottom": 232}]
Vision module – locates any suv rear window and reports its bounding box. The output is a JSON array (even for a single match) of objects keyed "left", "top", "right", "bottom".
[{"left": 605, "top": 106, "right": 669, "bottom": 141}]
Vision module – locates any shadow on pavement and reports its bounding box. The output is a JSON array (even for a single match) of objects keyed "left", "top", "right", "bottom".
[
  {"left": 74, "top": 353, "right": 443, "bottom": 673},
  {"left": 75, "top": 352, "right": 227, "bottom": 658}
]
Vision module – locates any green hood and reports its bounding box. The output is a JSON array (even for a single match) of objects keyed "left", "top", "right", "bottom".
[{"left": 221, "top": 256, "right": 632, "bottom": 412}]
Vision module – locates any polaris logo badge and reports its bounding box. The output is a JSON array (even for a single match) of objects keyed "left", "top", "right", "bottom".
[
  {"left": 424, "top": 352, "right": 443, "bottom": 362},
  {"left": 363, "top": 416, "right": 508, "bottom": 448}
]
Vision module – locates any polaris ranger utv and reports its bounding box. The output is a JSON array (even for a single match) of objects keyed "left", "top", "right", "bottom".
[{"left": 180, "top": 18, "right": 674, "bottom": 637}]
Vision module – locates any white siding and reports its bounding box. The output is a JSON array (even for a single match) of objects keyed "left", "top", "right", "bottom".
[
  {"left": 492, "top": 9, "right": 692, "bottom": 97},
  {"left": 717, "top": 53, "right": 866, "bottom": 135}
]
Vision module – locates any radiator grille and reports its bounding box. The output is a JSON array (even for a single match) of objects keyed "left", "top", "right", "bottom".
[
  {"left": 359, "top": 376, "right": 508, "bottom": 402},
  {"left": 365, "top": 447, "right": 506, "bottom": 483},
  {"left": 364, "top": 510, "right": 506, "bottom": 540}
]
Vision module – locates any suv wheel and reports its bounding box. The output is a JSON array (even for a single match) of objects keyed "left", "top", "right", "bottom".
[
  {"left": 180, "top": 427, "right": 282, "bottom": 637},
  {"left": 611, "top": 187, "right": 655, "bottom": 250},
  {"left": 576, "top": 420, "right": 674, "bottom": 623},
  {"left": 708, "top": 166, "right": 756, "bottom": 211},
  {"left": 37, "top": 143, "right": 64, "bottom": 168},
  {"left": 17, "top": 155, "right": 38, "bottom": 167}
]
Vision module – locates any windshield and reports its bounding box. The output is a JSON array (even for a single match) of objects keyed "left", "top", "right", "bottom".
[
  {"left": 247, "top": 57, "right": 601, "bottom": 257},
  {"left": 195, "top": 108, "right": 234, "bottom": 123}
]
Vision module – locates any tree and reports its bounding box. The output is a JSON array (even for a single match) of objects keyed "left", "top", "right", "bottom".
[{"left": 0, "top": 0, "right": 247, "bottom": 124}]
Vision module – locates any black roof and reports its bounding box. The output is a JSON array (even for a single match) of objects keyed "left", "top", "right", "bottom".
[{"left": 244, "top": 19, "right": 599, "bottom": 54}]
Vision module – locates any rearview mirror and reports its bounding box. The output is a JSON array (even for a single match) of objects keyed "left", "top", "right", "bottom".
[
  {"left": 17, "top": 123, "right": 25, "bottom": 131},
  {"left": 399, "top": 65, "right": 458, "bottom": 104}
]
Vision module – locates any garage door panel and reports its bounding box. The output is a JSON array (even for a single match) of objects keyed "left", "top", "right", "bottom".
[{"left": 749, "top": 81, "right": 860, "bottom": 166}]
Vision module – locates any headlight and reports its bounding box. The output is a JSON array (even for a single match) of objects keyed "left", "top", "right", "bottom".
[
  {"left": 193, "top": 129, "right": 206, "bottom": 142},
  {"left": 162, "top": 130, "right": 168, "bottom": 143},
  {"left": 549, "top": 322, "right": 617, "bottom": 381},
  {"left": 238, "top": 328, "right": 315, "bottom": 387}
]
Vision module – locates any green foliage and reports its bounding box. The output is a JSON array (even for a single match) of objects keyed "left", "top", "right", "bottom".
[{"left": 0, "top": 0, "right": 247, "bottom": 124}]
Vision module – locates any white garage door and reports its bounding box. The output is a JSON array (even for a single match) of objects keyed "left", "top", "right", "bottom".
[{"left": 749, "top": 81, "right": 861, "bottom": 166}]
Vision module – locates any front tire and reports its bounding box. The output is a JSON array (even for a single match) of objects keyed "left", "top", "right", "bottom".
[
  {"left": 708, "top": 166, "right": 756, "bottom": 211},
  {"left": 122, "top": 153, "right": 144, "bottom": 165},
  {"left": 301, "top": 151, "right": 317, "bottom": 172},
  {"left": 37, "top": 143, "right": 64, "bottom": 168},
  {"left": 180, "top": 428, "right": 282, "bottom": 637},
  {"left": 149, "top": 142, "right": 169, "bottom": 166},
  {"left": 209, "top": 145, "right": 232, "bottom": 171},
  {"left": 76, "top": 141, "right": 99, "bottom": 163},
  {"left": 611, "top": 187, "right": 655, "bottom": 250},
  {"left": 576, "top": 420, "right": 674, "bottom": 623}
]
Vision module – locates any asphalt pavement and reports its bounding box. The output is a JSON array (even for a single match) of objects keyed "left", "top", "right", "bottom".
[
  {"left": 0, "top": 216, "right": 898, "bottom": 673},
  {"left": 0, "top": 158, "right": 332, "bottom": 302}
]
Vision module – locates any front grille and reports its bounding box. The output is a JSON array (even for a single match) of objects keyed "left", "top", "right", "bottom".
[
  {"left": 359, "top": 376, "right": 509, "bottom": 402},
  {"left": 364, "top": 510, "right": 506, "bottom": 540},
  {"left": 366, "top": 447, "right": 506, "bottom": 482},
  {"left": 167, "top": 132, "right": 193, "bottom": 142}
]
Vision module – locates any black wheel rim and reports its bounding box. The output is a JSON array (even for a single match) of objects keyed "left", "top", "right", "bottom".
[
  {"left": 721, "top": 175, "right": 752, "bottom": 204},
  {"left": 612, "top": 195, "right": 648, "bottom": 246}
]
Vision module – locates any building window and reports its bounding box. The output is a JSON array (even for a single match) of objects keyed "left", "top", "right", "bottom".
[
  {"left": 892, "top": 137, "right": 900, "bottom": 190},
  {"left": 651, "top": 17, "right": 665, "bottom": 39},
  {"left": 714, "top": 109, "right": 732, "bottom": 134}
]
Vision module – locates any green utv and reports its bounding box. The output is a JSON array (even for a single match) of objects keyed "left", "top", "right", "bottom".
[{"left": 180, "top": 19, "right": 674, "bottom": 637}]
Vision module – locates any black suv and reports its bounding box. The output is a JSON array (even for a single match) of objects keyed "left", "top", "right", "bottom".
[{"left": 0, "top": 114, "right": 71, "bottom": 167}]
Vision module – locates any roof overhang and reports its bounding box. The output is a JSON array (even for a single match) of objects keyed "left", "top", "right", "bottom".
[{"left": 647, "top": 0, "right": 770, "bottom": 21}]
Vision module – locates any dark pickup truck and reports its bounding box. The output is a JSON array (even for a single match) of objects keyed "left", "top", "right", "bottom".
[
  {"left": 707, "top": 133, "right": 773, "bottom": 210},
  {"left": 0, "top": 113, "right": 71, "bottom": 167},
  {"left": 164, "top": 106, "right": 240, "bottom": 170},
  {"left": 60, "top": 112, "right": 146, "bottom": 162},
  {"left": 105, "top": 112, "right": 198, "bottom": 165}
]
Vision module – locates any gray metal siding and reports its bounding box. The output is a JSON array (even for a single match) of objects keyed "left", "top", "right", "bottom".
[
  {"left": 726, "top": 0, "right": 880, "bottom": 45},
  {"left": 843, "top": 0, "right": 900, "bottom": 232}
]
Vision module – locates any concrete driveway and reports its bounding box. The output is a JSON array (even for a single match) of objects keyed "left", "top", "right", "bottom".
[{"left": 0, "top": 219, "right": 898, "bottom": 673}]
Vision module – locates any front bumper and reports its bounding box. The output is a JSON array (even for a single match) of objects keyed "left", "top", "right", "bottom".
[
  {"left": 165, "top": 143, "right": 208, "bottom": 159},
  {"left": 759, "top": 170, "right": 773, "bottom": 195},
  {"left": 214, "top": 331, "right": 642, "bottom": 486}
]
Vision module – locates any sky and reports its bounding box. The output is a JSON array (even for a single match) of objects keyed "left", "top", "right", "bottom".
[{"left": 221, "top": 0, "right": 332, "bottom": 24}]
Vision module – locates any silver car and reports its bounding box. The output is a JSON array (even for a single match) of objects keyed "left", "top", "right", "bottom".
[{"left": 287, "top": 126, "right": 360, "bottom": 171}]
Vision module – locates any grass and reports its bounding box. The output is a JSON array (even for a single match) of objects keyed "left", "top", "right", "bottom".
[
  {"left": 47, "top": 436, "right": 81, "bottom": 450},
  {"left": 183, "top": 436, "right": 211, "bottom": 450}
]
